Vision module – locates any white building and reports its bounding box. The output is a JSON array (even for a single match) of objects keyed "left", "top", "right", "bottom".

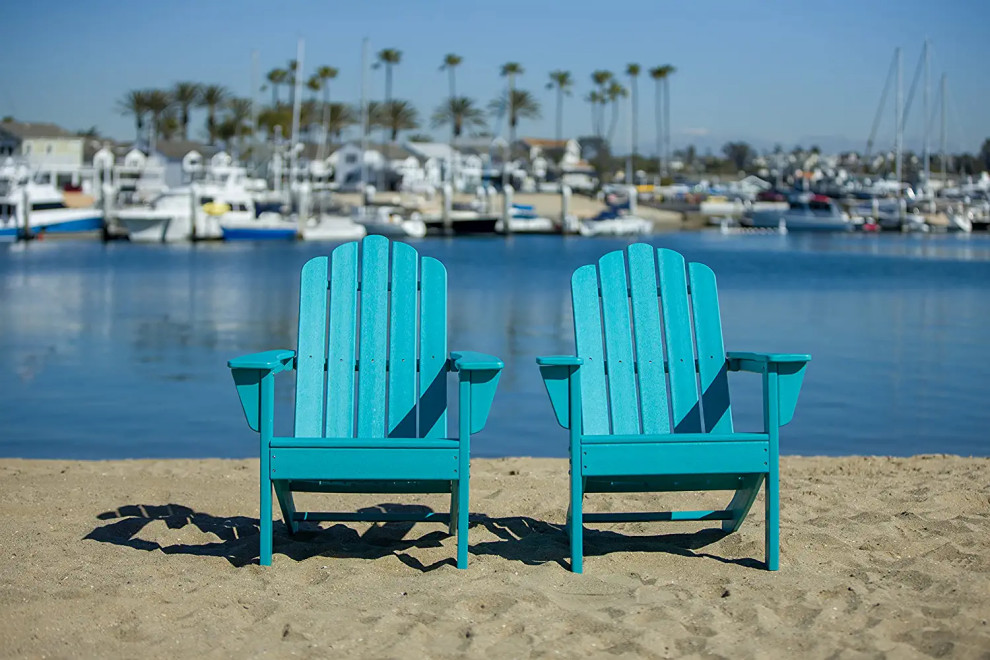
[{"left": 0, "top": 120, "right": 84, "bottom": 169}]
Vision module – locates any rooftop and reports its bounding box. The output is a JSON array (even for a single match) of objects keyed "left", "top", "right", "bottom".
[{"left": 0, "top": 119, "right": 77, "bottom": 140}]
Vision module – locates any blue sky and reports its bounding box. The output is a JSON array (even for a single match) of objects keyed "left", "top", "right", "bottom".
[{"left": 2, "top": 0, "right": 988, "bottom": 155}]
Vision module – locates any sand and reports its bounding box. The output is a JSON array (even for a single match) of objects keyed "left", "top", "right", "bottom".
[{"left": 1, "top": 455, "right": 988, "bottom": 658}]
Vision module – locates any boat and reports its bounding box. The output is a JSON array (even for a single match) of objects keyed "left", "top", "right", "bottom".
[
  {"left": 495, "top": 203, "right": 559, "bottom": 234},
  {"left": 353, "top": 205, "right": 427, "bottom": 238},
  {"left": 115, "top": 188, "right": 194, "bottom": 242},
  {"left": 578, "top": 194, "right": 653, "bottom": 237},
  {"left": 0, "top": 161, "right": 103, "bottom": 239},
  {"left": 299, "top": 211, "right": 367, "bottom": 241},
  {"left": 744, "top": 194, "right": 854, "bottom": 231}
]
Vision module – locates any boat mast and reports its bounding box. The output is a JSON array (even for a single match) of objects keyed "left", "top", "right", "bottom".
[
  {"left": 289, "top": 37, "right": 305, "bottom": 195},
  {"left": 894, "top": 47, "right": 902, "bottom": 203},
  {"left": 923, "top": 39, "right": 930, "bottom": 192},
  {"left": 359, "top": 37, "right": 369, "bottom": 196},
  {"left": 250, "top": 50, "right": 259, "bottom": 168},
  {"left": 940, "top": 74, "right": 947, "bottom": 184}
]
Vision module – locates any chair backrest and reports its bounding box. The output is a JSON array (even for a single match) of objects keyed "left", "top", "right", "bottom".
[
  {"left": 571, "top": 244, "right": 733, "bottom": 436},
  {"left": 293, "top": 235, "right": 448, "bottom": 439}
]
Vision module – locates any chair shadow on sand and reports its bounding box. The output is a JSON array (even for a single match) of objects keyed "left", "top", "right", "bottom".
[{"left": 85, "top": 504, "right": 761, "bottom": 571}]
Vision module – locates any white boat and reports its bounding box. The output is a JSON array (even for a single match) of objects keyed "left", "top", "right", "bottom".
[
  {"left": 495, "top": 204, "right": 559, "bottom": 234},
  {"left": 299, "top": 212, "right": 367, "bottom": 241},
  {"left": 577, "top": 195, "right": 653, "bottom": 237},
  {"left": 354, "top": 205, "right": 427, "bottom": 238},
  {"left": 117, "top": 164, "right": 272, "bottom": 242},
  {"left": 0, "top": 161, "right": 103, "bottom": 239},
  {"left": 746, "top": 194, "right": 854, "bottom": 231}
]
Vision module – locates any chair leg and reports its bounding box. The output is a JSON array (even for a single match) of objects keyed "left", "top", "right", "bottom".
[
  {"left": 448, "top": 483, "right": 459, "bottom": 536},
  {"left": 260, "top": 473, "right": 273, "bottom": 566},
  {"left": 456, "top": 477, "right": 469, "bottom": 569},
  {"left": 570, "top": 473, "right": 583, "bottom": 574},
  {"left": 765, "top": 467, "right": 779, "bottom": 571},
  {"left": 273, "top": 481, "right": 298, "bottom": 535}
]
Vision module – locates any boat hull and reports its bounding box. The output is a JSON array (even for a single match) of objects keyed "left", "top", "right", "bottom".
[
  {"left": 221, "top": 227, "right": 297, "bottom": 241},
  {"left": 0, "top": 211, "right": 104, "bottom": 239}
]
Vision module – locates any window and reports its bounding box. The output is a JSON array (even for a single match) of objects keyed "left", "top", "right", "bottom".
[
  {"left": 24, "top": 144, "right": 31, "bottom": 154},
  {"left": 199, "top": 196, "right": 214, "bottom": 205},
  {"left": 345, "top": 153, "right": 357, "bottom": 164},
  {"left": 45, "top": 143, "right": 53, "bottom": 154}
]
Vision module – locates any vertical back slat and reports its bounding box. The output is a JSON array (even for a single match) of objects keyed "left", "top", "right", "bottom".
[
  {"left": 572, "top": 264, "right": 609, "bottom": 435},
  {"left": 688, "top": 262, "right": 734, "bottom": 433},
  {"left": 657, "top": 249, "right": 702, "bottom": 433},
  {"left": 388, "top": 241, "right": 419, "bottom": 437},
  {"left": 294, "top": 256, "right": 329, "bottom": 437},
  {"left": 598, "top": 250, "right": 639, "bottom": 434},
  {"left": 419, "top": 256, "right": 447, "bottom": 438},
  {"left": 325, "top": 242, "right": 358, "bottom": 437},
  {"left": 628, "top": 244, "right": 670, "bottom": 434},
  {"left": 356, "top": 235, "right": 389, "bottom": 437}
]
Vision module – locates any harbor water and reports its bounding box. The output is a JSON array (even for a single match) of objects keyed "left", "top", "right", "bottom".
[{"left": 1, "top": 232, "right": 989, "bottom": 460}]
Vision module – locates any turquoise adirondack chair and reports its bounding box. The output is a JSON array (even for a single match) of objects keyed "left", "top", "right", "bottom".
[
  {"left": 228, "top": 236, "right": 503, "bottom": 568},
  {"left": 537, "top": 244, "right": 810, "bottom": 572}
]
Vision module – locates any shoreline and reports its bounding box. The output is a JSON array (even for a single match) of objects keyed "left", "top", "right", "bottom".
[{"left": 1, "top": 455, "right": 988, "bottom": 657}]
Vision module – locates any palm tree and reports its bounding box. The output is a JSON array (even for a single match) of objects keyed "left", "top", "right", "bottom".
[
  {"left": 363, "top": 101, "right": 385, "bottom": 135},
  {"left": 489, "top": 89, "right": 540, "bottom": 145},
  {"left": 158, "top": 112, "right": 181, "bottom": 141},
  {"left": 499, "top": 62, "right": 524, "bottom": 142},
  {"left": 199, "top": 84, "right": 229, "bottom": 145},
  {"left": 326, "top": 103, "right": 357, "bottom": 140},
  {"left": 605, "top": 81, "right": 628, "bottom": 145},
  {"left": 257, "top": 105, "right": 291, "bottom": 141},
  {"left": 117, "top": 89, "right": 152, "bottom": 143},
  {"left": 143, "top": 89, "right": 173, "bottom": 150},
  {"left": 226, "top": 98, "right": 254, "bottom": 153},
  {"left": 315, "top": 66, "right": 339, "bottom": 158},
  {"left": 286, "top": 59, "right": 299, "bottom": 108},
  {"left": 661, "top": 65, "right": 676, "bottom": 178},
  {"left": 545, "top": 70, "right": 573, "bottom": 142},
  {"left": 590, "top": 70, "right": 613, "bottom": 139},
  {"left": 266, "top": 68, "right": 287, "bottom": 106},
  {"left": 431, "top": 96, "right": 486, "bottom": 140},
  {"left": 305, "top": 75, "right": 321, "bottom": 143},
  {"left": 649, "top": 66, "right": 666, "bottom": 175},
  {"left": 626, "top": 64, "right": 641, "bottom": 180},
  {"left": 376, "top": 49, "right": 402, "bottom": 106},
  {"left": 172, "top": 82, "right": 201, "bottom": 140},
  {"left": 380, "top": 100, "right": 419, "bottom": 142},
  {"left": 440, "top": 53, "right": 462, "bottom": 100}
]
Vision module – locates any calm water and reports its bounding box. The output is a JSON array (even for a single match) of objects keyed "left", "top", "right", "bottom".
[{"left": 2, "top": 232, "right": 989, "bottom": 459}]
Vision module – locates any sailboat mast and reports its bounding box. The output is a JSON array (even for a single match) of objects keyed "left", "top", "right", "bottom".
[
  {"left": 289, "top": 38, "right": 305, "bottom": 187},
  {"left": 923, "top": 39, "right": 930, "bottom": 191},
  {"left": 359, "top": 37, "right": 369, "bottom": 192},
  {"left": 940, "top": 74, "right": 947, "bottom": 184},
  {"left": 894, "top": 47, "right": 902, "bottom": 199}
]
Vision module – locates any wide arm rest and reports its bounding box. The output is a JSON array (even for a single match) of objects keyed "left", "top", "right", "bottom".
[
  {"left": 227, "top": 349, "right": 296, "bottom": 372},
  {"left": 449, "top": 350, "right": 504, "bottom": 372},
  {"left": 536, "top": 355, "right": 584, "bottom": 367},
  {"left": 449, "top": 351, "right": 503, "bottom": 434},
  {"left": 228, "top": 350, "right": 295, "bottom": 433},
  {"left": 537, "top": 355, "right": 583, "bottom": 429},
  {"left": 727, "top": 351, "right": 811, "bottom": 427},
  {"left": 726, "top": 351, "right": 810, "bottom": 370}
]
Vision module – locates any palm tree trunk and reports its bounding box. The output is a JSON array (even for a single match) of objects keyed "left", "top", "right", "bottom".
[
  {"left": 272, "top": 85, "right": 278, "bottom": 107},
  {"left": 182, "top": 107, "right": 190, "bottom": 141},
  {"left": 664, "top": 77, "right": 671, "bottom": 177},
  {"left": 655, "top": 80, "right": 663, "bottom": 177},
  {"left": 631, "top": 78, "right": 638, "bottom": 163},
  {"left": 508, "top": 74, "right": 516, "bottom": 145},
  {"left": 556, "top": 86, "right": 563, "bottom": 142}
]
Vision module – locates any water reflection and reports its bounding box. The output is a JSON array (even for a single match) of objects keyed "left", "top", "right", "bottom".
[{"left": 1, "top": 233, "right": 988, "bottom": 459}]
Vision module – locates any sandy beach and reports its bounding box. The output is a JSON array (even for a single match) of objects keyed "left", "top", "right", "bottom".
[{"left": 1, "top": 455, "right": 988, "bottom": 658}]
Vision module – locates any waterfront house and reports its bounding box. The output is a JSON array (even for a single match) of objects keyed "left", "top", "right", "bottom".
[{"left": 0, "top": 119, "right": 84, "bottom": 170}]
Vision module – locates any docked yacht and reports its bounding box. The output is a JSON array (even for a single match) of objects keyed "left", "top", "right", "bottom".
[
  {"left": 299, "top": 211, "right": 367, "bottom": 241},
  {"left": 495, "top": 203, "right": 559, "bottom": 234},
  {"left": 578, "top": 190, "right": 653, "bottom": 237},
  {"left": 354, "top": 205, "right": 427, "bottom": 238},
  {"left": 0, "top": 161, "right": 103, "bottom": 240},
  {"left": 745, "top": 194, "right": 854, "bottom": 231},
  {"left": 117, "top": 164, "right": 270, "bottom": 241}
]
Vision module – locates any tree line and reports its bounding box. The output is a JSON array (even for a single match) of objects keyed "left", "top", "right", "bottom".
[{"left": 115, "top": 51, "right": 677, "bottom": 170}]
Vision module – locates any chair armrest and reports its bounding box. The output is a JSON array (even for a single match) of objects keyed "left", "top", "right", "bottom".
[
  {"left": 449, "top": 350, "right": 504, "bottom": 372},
  {"left": 727, "top": 351, "right": 811, "bottom": 427},
  {"left": 228, "top": 350, "right": 295, "bottom": 432},
  {"left": 227, "top": 349, "right": 296, "bottom": 372},
  {"left": 536, "top": 355, "right": 584, "bottom": 367},
  {"left": 449, "top": 351, "right": 503, "bottom": 434},
  {"left": 537, "top": 356, "right": 583, "bottom": 429}
]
